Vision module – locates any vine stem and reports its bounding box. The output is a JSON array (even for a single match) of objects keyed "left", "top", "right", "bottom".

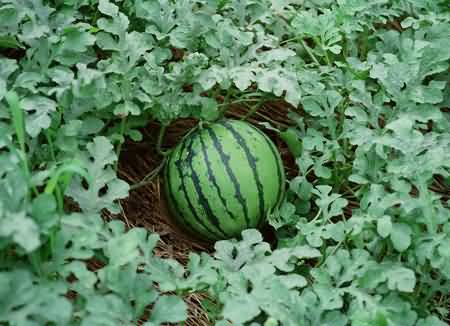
[
  {"left": 115, "top": 116, "right": 127, "bottom": 171},
  {"left": 313, "top": 36, "right": 331, "bottom": 65},
  {"left": 218, "top": 88, "right": 233, "bottom": 117},
  {"left": 254, "top": 110, "right": 288, "bottom": 129},
  {"left": 242, "top": 99, "right": 264, "bottom": 120},
  {"left": 132, "top": 120, "right": 206, "bottom": 191},
  {"left": 45, "top": 131, "right": 64, "bottom": 214},
  {"left": 315, "top": 237, "right": 346, "bottom": 267},
  {"left": 157, "top": 123, "right": 171, "bottom": 156},
  {"left": 130, "top": 158, "right": 167, "bottom": 190},
  {"left": 5, "top": 91, "right": 38, "bottom": 196},
  {"left": 309, "top": 208, "right": 323, "bottom": 224},
  {"left": 217, "top": 98, "right": 260, "bottom": 108},
  {"left": 300, "top": 39, "right": 321, "bottom": 66},
  {"left": 280, "top": 35, "right": 302, "bottom": 45}
]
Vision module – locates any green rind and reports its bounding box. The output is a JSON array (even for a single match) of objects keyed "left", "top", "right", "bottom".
[
  {"left": 221, "top": 120, "right": 285, "bottom": 215},
  {"left": 182, "top": 135, "right": 228, "bottom": 237},
  {"left": 166, "top": 133, "right": 223, "bottom": 240},
  {"left": 198, "top": 131, "right": 237, "bottom": 221},
  {"left": 221, "top": 120, "right": 265, "bottom": 223},
  {"left": 183, "top": 126, "right": 251, "bottom": 236},
  {"left": 245, "top": 122, "right": 286, "bottom": 208},
  {"left": 205, "top": 126, "right": 251, "bottom": 227}
]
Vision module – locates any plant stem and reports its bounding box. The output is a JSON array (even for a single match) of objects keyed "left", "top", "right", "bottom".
[
  {"left": 254, "top": 111, "right": 287, "bottom": 128},
  {"left": 130, "top": 158, "right": 167, "bottom": 190},
  {"left": 217, "top": 98, "right": 260, "bottom": 107},
  {"left": 28, "top": 252, "right": 42, "bottom": 276},
  {"left": 218, "top": 88, "right": 233, "bottom": 117},
  {"left": 300, "top": 40, "right": 321, "bottom": 66},
  {"left": 309, "top": 208, "right": 323, "bottom": 224},
  {"left": 242, "top": 99, "right": 264, "bottom": 120},
  {"left": 280, "top": 35, "right": 301, "bottom": 45},
  {"left": 45, "top": 131, "right": 65, "bottom": 214},
  {"left": 360, "top": 26, "right": 369, "bottom": 59},
  {"left": 240, "top": 92, "right": 266, "bottom": 99},
  {"left": 211, "top": 86, "right": 221, "bottom": 101},
  {"left": 313, "top": 36, "right": 331, "bottom": 65},
  {"left": 316, "top": 237, "right": 345, "bottom": 267},
  {"left": 115, "top": 117, "right": 127, "bottom": 171},
  {"left": 5, "top": 91, "right": 38, "bottom": 196},
  {"left": 45, "top": 130, "right": 57, "bottom": 162},
  {"left": 157, "top": 123, "right": 171, "bottom": 156}
]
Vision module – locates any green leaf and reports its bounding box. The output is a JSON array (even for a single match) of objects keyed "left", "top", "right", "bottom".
[
  {"left": 82, "top": 294, "right": 133, "bottom": 325},
  {"left": 148, "top": 296, "right": 188, "bottom": 325},
  {"left": 408, "top": 81, "right": 446, "bottom": 104},
  {"left": 280, "top": 128, "right": 302, "bottom": 157},
  {"left": 0, "top": 59, "right": 18, "bottom": 100},
  {"left": 386, "top": 267, "right": 416, "bottom": 292},
  {"left": 376, "top": 216, "right": 392, "bottom": 238},
  {"left": 329, "top": 198, "right": 348, "bottom": 217},
  {"left": 323, "top": 222, "right": 346, "bottom": 242},
  {"left": 200, "top": 97, "right": 220, "bottom": 121},
  {"left": 0, "top": 270, "right": 72, "bottom": 325},
  {"left": 385, "top": 117, "right": 414, "bottom": 136},
  {"left": 0, "top": 5, "right": 18, "bottom": 29},
  {"left": 0, "top": 211, "right": 40, "bottom": 252},
  {"left": 5, "top": 91, "right": 26, "bottom": 149},
  {"left": 31, "top": 193, "right": 58, "bottom": 233},
  {"left": 105, "top": 228, "right": 159, "bottom": 267},
  {"left": 0, "top": 35, "right": 22, "bottom": 49},
  {"left": 114, "top": 101, "right": 141, "bottom": 116},
  {"left": 61, "top": 25, "right": 96, "bottom": 53},
  {"left": 303, "top": 98, "right": 324, "bottom": 117},
  {"left": 417, "top": 316, "right": 448, "bottom": 326},
  {"left": 256, "top": 70, "right": 301, "bottom": 106},
  {"left": 231, "top": 67, "right": 255, "bottom": 91},
  {"left": 62, "top": 261, "right": 97, "bottom": 291},
  {"left": 58, "top": 213, "right": 106, "bottom": 260},
  {"left": 258, "top": 48, "right": 296, "bottom": 63},
  {"left": 99, "top": 0, "right": 119, "bottom": 16},
  {"left": 21, "top": 96, "right": 57, "bottom": 137},
  {"left": 390, "top": 223, "right": 412, "bottom": 252},
  {"left": 222, "top": 294, "right": 260, "bottom": 324},
  {"left": 66, "top": 137, "right": 130, "bottom": 214},
  {"left": 97, "top": 13, "right": 129, "bottom": 36}
]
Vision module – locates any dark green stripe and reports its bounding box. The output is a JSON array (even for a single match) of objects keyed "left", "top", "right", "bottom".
[
  {"left": 199, "top": 132, "right": 236, "bottom": 221},
  {"left": 184, "top": 136, "right": 228, "bottom": 238},
  {"left": 166, "top": 137, "right": 206, "bottom": 237},
  {"left": 165, "top": 149, "right": 192, "bottom": 232},
  {"left": 174, "top": 134, "right": 223, "bottom": 239},
  {"left": 206, "top": 127, "right": 250, "bottom": 227},
  {"left": 221, "top": 121, "right": 265, "bottom": 220},
  {"left": 247, "top": 124, "right": 284, "bottom": 207}
]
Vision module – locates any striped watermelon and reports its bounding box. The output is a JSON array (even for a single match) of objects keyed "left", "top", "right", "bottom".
[{"left": 164, "top": 119, "right": 285, "bottom": 241}]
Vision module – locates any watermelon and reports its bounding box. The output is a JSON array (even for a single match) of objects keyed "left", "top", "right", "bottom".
[{"left": 164, "top": 119, "right": 285, "bottom": 241}]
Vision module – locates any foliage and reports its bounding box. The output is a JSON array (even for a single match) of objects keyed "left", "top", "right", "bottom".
[{"left": 0, "top": 0, "right": 449, "bottom": 325}]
